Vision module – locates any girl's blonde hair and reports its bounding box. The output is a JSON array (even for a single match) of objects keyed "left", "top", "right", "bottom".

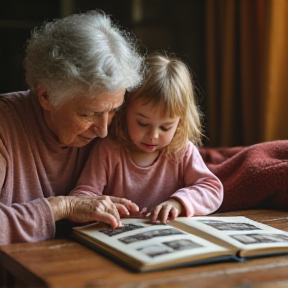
[{"left": 110, "top": 51, "right": 203, "bottom": 157}]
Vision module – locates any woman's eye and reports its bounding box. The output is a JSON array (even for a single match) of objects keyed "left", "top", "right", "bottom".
[
  {"left": 79, "top": 113, "right": 94, "bottom": 121},
  {"left": 109, "top": 109, "right": 117, "bottom": 115}
]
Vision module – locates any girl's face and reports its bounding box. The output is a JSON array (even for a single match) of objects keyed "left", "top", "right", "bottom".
[
  {"left": 39, "top": 86, "right": 125, "bottom": 147},
  {"left": 126, "top": 98, "right": 180, "bottom": 153}
]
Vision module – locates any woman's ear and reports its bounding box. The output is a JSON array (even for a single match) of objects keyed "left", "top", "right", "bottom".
[{"left": 37, "top": 83, "right": 52, "bottom": 111}]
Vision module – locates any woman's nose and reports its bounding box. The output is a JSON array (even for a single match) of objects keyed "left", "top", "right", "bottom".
[{"left": 91, "top": 114, "right": 109, "bottom": 138}]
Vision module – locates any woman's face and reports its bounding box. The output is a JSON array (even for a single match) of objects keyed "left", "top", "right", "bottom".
[{"left": 40, "top": 87, "right": 125, "bottom": 147}]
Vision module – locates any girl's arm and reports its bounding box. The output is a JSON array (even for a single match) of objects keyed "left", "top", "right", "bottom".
[
  {"left": 69, "top": 140, "right": 139, "bottom": 216},
  {"left": 171, "top": 143, "right": 224, "bottom": 217},
  {"left": 70, "top": 141, "right": 109, "bottom": 197},
  {"left": 147, "top": 143, "right": 223, "bottom": 223}
]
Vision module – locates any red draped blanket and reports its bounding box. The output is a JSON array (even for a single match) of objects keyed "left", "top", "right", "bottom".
[{"left": 199, "top": 140, "right": 288, "bottom": 212}]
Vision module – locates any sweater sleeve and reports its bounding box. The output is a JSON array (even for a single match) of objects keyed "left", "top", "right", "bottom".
[
  {"left": 70, "top": 140, "right": 108, "bottom": 197},
  {"left": 0, "top": 137, "right": 55, "bottom": 244},
  {"left": 171, "top": 143, "right": 224, "bottom": 217},
  {"left": 0, "top": 198, "right": 55, "bottom": 245}
]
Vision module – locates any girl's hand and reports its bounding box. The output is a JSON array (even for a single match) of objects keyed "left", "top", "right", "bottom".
[{"left": 149, "top": 199, "right": 185, "bottom": 224}]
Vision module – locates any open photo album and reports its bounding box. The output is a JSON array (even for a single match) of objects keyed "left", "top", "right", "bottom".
[{"left": 72, "top": 216, "right": 288, "bottom": 272}]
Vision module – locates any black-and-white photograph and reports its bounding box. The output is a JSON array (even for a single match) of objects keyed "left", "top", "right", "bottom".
[
  {"left": 199, "top": 220, "right": 261, "bottom": 231},
  {"left": 119, "top": 228, "right": 184, "bottom": 244},
  {"left": 137, "top": 244, "right": 172, "bottom": 258},
  {"left": 231, "top": 233, "right": 288, "bottom": 245},
  {"left": 99, "top": 224, "right": 144, "bottom": 237},
  {"left": 163, "top": 239, "right": 203, "bottom": 251},
  {"left": 137, "top": 238, "right": 203, "bottom": 258}
]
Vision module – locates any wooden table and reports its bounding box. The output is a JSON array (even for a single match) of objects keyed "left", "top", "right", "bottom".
[{"left": 2, "top": 209, "right": 288, "bottom": 288}]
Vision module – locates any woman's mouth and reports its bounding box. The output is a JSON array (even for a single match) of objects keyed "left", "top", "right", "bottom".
[{"left": 79, "top": 135, "right": 95, "bottom": 142}]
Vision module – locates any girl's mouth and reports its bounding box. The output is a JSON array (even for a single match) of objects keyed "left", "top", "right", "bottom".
[{"left": 141, "top": 143, "right": 157, "bottom": 151}]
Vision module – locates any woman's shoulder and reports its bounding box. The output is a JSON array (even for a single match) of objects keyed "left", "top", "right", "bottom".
[
  {"left": 0, "top": 90, "right": 31, "bottom": 103},
  {"left": 0, "top": 91, "right": 31, "bottom": 116},
  {"left": 0, "top": 91, "right": 32, "bottom": 131}
]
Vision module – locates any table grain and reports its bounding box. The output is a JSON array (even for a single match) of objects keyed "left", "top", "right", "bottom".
[{"left": 1, "top": 209, "right": 288, "bottom": 288}]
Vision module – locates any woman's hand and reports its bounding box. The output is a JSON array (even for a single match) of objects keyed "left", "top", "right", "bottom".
[
  {"left": 148, "top": 198, "right": 185, "bottom": 224},
  {"left": 47, "top": 196, "right": 139, "bottom": 228}
]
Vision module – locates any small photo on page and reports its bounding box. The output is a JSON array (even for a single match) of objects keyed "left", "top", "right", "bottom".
[
  {"left": 231, "top": 233, "right": 288, "bottom": 245},
  {"left": 137, "top": 239, "right": 203, "bottom": 258},
  {"left": 119, "top": 228, "right": 184, "bottom": 244},
  {"left": 198, "top": 220, "right": 261, "bottom": 231},
  {"left": 99, "top": 224, "right": 144, "bottom": 237}
]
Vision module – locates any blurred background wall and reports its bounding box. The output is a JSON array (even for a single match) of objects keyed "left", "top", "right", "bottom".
[{"left": 0, "top": 0, "right": 287, "bottom": 147}]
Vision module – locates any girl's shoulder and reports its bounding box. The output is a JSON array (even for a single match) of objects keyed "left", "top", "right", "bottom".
[
  {"left": 165, "top": 141, "right": 197, "bottom": 163},
  {"left": 178, "top": 141, "right": 198, "bottom": 156},
  {"left": 97, "top": 135, "right": 124, "bottom": 153},
  {"left": 184, "top": 141, "right": 204, "bottom": 159}
]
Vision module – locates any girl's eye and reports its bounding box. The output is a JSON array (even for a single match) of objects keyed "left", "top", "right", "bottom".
[
  {"left": 137, "top": 121, "right": 148, "bottom": 127},
  {"left": 160, "top": 127, "right": 170, "bottom": 132}
]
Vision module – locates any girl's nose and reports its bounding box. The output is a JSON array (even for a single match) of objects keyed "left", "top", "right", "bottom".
[{"left": 148, "top": 127, "right": 159, "bottom": 139}]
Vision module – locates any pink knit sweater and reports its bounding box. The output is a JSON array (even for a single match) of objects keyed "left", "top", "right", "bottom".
[
  {"left": 70, "top": 137, "right": 223, "bottom": 216},
  {"left": 0, "top": 91, "right": 94, "bottom": 244}
]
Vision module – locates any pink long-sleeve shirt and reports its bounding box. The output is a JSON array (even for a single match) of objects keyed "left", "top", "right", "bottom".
[
  {"left": 71, "top": 137, "right": 223, "bottom": 216},
  {"left": 0, "top": 91, "right": 94, "bottom": 244}
]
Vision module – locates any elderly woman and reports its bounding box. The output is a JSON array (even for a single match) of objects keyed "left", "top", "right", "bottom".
[{"left": 0, "top": 10, "right": 143, "bottom": 244}]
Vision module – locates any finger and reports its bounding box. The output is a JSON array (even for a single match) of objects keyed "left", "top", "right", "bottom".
[
  {"left": 92, "top": 196, "right": 129, "bottom": 217},
  {"left": 169, "top": 207, "right": 179, "bottom": 221},
  {"left": 129, "top": 211, "right": 150, "bottom": 219},
  {"left": 110, "top": 197, "right": 139, "bottom": 213},
  {"left": 160, "top": 206, "right": 171, "bottom": 223},
  {"left": 121, "top": 199, "right": 139, "bottom": 213},
  {"left": 108, "top": 203, "right": 121, "bottom": 226},
  {"left": 150, "top": 205, "right": 162, "bottom": 223},
  {"left": 140, "top": 208, "right": 151, "bottom": 218},
  {"left": 93, "top": 198, "right": 121, "bottom": 227},
  {"left": 93, "top": 210, "right": 120, "bottom": 228},
  {"left": 114, "top": 203, "right": 130, "bottom": 216},
  {"left": 140, "top": 207, "right": 148, "bottom": 214}
]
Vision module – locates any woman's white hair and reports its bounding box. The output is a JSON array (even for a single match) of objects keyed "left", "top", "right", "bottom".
[{"left": 24, "top": 10, "right": 144, "bottom": 106}]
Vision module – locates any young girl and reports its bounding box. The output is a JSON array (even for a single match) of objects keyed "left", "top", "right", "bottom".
[{"left": 70, "top": 52, "right": 223, "bottom": 223}]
